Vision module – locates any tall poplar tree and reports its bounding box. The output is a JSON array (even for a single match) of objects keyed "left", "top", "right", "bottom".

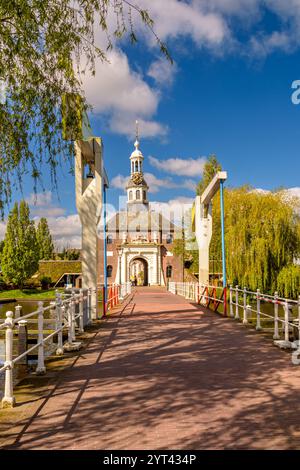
[
  {"left": 2, "top": 201, "right": 39, "bottom": 288},
  {"left": 36, "top": 217, "right": 54, "bottom": 260}
]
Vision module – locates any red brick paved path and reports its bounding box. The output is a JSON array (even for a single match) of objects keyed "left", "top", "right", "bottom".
[{"left": 3, "top": 286, "right": 300, "bottom": 449}]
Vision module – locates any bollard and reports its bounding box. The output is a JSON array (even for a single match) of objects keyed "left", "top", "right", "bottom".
[
  {"left": 273, "top": 292, "right": 280, "bottom": 340},
  {"left": 56, "top": 293, "right": 64, "bottom": 356},
  {"left": 229, "top": 285, "right": 234, "bottom": 317},
  {"left": 36, "top": 301, "right": 46, "bottom": 375},
  {"left": 235, "top": 285, "right": 239, "bottom": 320},
  {"left": 15, "top": 305, "right": 22, "bottom": 319},
  {"left": 1, "top": 311, "right": 16, "bottom": 408},
  {"left": 256, "top": 289, "right": 262, "bottom": 331},
  {"left": 79, "top": 289, "right": 84, "bottom": 333}
]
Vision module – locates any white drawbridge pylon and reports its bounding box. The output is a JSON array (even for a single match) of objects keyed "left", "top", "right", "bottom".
[
  {"left": 75, "top": 137, "right": 109, "bottom": 318},
  {"left": 193, "top": 171, "right": 227, "bottom": 286}
]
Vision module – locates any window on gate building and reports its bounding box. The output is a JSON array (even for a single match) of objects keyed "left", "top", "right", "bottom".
[
  {"left": 107, "top": 265, "right": 113, "bottom": 278},
  {"left": 166, "top": 233, "right": 173, "bottom": 244},
  {"left": 166, "top": 265, "right": 172, "bottom": 278},
  {"left": 107, "top": 234, "right": 113, "bottom": 244}
]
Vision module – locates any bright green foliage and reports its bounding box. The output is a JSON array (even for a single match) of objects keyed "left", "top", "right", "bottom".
[
  {"left": 57, "top": 247, "right": 80, "bottom": 260},
  {"left": 277, "top": 265, "right": 300, "bottom": 299},
  {"left": 196, "top": 155, "right": 222, "bottom": 196},
  {"left": 36, "top": 217, "right": 54, "bottom": 260},
  {"left": 1, "top": 200, "right": 39, "bottom": 287},
  {"left": 0, "top": 1, "right": 170, "bottom": 216},
  {"left": 210, "top": 188, "right": 300, "bottom": 295},
  {"left": 0, "top": 239, "right": 4, "bottom": 262}
]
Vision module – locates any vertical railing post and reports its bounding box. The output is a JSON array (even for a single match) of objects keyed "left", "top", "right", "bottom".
[
  {"left": 243, "top": 287, "right": 247, "bottom": 323},
  {"left": 36, "top": 301, "right": 46, "bottom": 375},
  {"left": 56, "top": 292, "right": 64, "bottom": 355},
  {"left": 256, "top": 289, "right": 262, "bottom": 331},
  {"left": 298, "top": 295, "right": 300, "bottom": 348},
  {"left": 243, "top": 304, "right": 250, "bottom": 325},
  {"left": 284, "top": 300, "right": 290, "bottom": 344},
  {"left": 229, "top": 285, "right": 234, "bottom": 317},
  {"left": 1, "top": 311, "right": 16, "bottom": 408},
  {"left": 15, "top": 305, "right": 22, "bottom": 319},
  {"left": 79, "top": 288, "right": 84, "bottom": 333},
  {"left": 87, "top": 288, "right": 92, "bottom": 323},
  {"left": 67, "top": 299, "right": 73, "bottom": 345},
  {"left": 273, "top": 292, "right": 280, "bottom": 340},
  {"left": 71, "top": 294, "right": 76, "bottom": 342},
  {"left": 235, "top": 285, "right": 239, "bottom": 320},
  {"left": 102, "top": 285, "right": 106, "bottom": 317}
]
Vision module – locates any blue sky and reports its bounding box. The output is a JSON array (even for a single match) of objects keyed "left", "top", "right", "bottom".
[{"left": 2, "top": 0, "right": 300, "bottom": 247}]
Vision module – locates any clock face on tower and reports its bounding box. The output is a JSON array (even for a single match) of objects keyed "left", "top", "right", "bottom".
[{"left": 131, "top": 172, "right": 143, "bottom": 185}]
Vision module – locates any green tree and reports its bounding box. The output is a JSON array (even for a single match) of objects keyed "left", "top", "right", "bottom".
[
  {"left": 196, "top": 155, "right": 222, "bottom": 196},
  {"left": 210, "top": 188, "right": 300, "bottom": 295},
  {"left": 0, "top": 239, "right": 4, "bottom": 262},
  {"left": 37, "top": 217, "right": 54, "bottom": 260},
  {"left": 1, "top": 200, "right": 39, "bottom": 288},
  {"left": 277, "top": 264, "right": 300, "bottom": 299},
  {"left": 0, "top": 1, "right": 170, "bottom": 216}
]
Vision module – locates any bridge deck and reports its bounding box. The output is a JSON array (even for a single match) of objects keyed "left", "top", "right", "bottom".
[{"left": 2, "top": 286, "right": 300, "bottom": 449}]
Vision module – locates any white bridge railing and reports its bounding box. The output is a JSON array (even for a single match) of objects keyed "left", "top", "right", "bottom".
[
  {"left": 169, "top": 281, "right": 300, "bottom": 361},
  {"left": 229, "top": 285, "right": 300, "bottom": 349},
  {"left": 0, "top": 281, "right": 133, "bottom": 408},
  {"left": 0, "top": 288, "right": 92, "bottom": 408}
]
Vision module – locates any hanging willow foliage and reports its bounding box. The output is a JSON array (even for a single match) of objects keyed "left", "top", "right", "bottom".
[
  {"left": 0, "top": 1, "right": 171, "bottom": 217},
  {"left": 209, "top": 187, "right": 300, "bottom": 296}
]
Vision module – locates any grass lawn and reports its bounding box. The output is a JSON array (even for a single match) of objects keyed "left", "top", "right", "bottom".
[{"left": 0, "top": 288, "right": 64, "bottom": 300}]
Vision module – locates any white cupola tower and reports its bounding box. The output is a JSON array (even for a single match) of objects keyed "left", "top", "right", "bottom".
[{"left": 126, "top": 121, "right": 149, "bottom": 208}]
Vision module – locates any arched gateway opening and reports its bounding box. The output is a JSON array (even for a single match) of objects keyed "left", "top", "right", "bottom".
[{"left": 129, "top": 257, "right": 149, "bottom": 286}]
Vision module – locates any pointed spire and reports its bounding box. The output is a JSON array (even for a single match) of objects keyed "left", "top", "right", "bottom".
[{"left": 134, "top": 120, "right": 139, "bottom": 149}]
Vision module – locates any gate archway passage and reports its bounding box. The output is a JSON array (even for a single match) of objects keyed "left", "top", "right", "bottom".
[{"left": 129, "top": 257, "right": 148, "bottom": 286}]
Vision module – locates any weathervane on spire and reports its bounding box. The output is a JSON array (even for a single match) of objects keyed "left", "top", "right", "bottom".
[{"left": 134, "top": 120, "right": 140, "bottom": 149}]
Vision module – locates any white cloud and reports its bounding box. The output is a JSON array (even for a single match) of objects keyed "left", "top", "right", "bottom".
[
  {"left": 111, "top": 172, "right": 196, "bottom": 194},
  {"left": 110, "top": 174, "right": 128, "bottom": 191},
  {"left": 45, "top": 214, "right": 82, "bottom": 250},
  {"left": 135, "top": 0, "right": 228, "bottom": 47},
  {"left": 148, "top": 58, "right": 178, "bottom": 86},
  {"left": 27, "top": 191, "right": 66, "bottom": 217},
  {"left": 26, "top": 191, "right": 52, "bottom": 207},
  {"left": 82, "top": 49, "right": 167, "bottom": 139},
  {"left": 286, "top": 187, "right": 300, "bottom": 199},
  {"left": 26, "top": 192, "right": 81, "bottom": 249},
  {"left": 150, "top": 196, "right": 194, "bottom": 225},
  {"left": 149, "top": 156, "right": 207, "bottom": 177}
]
